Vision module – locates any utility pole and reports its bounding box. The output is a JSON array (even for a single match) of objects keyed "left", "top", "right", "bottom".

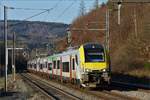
[
  {"left": 105, "top": 9, "right": 110, "bottom": 53},
  {"left": 134, "top": 7, "right": 137, "bottom": 38},
  {"left": 94, "top": 0, "right": 99, "bottom": 9},
  {"left": 12, "top": 32, "right": 15, "bottom": 81},
  {"left": 79, "top": 0, "right": 85, "bottom": 16},
  {"left": 4, "top": 5, "right": 8, "bottom": 92}
]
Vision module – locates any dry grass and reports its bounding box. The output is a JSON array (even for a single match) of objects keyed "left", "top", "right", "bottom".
[
  {"left": 0, "top": 77, "right": 4, "bottom": 89},
  {"left": 128, "top": 68, "right": 150, "bottom": 78}
]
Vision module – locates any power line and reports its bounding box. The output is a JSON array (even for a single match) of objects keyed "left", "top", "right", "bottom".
[
  {"left": 8, "top": 9, "right": 50, "bottom": 27},
  {"left": 23, "top": 9, "right": 51, "bottom": 21},
  {"left": 38, "top": 0, "right": 63, "bottom": 22},
  {"left": 8, "top": 0, "right": 62, "bottom": 11},
  {"left": 8, "top": 0, "right": 62, "bottom": 27},
  {"left": 55, "top": 0, "right": 76, "bottom": 21},
  {"left": 8, "top": 7, "right": 50, "bottom": 11}
]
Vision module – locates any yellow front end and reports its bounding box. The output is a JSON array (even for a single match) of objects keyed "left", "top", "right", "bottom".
[
  {"left": 84, "top": 62, "right": 107, "bottom": 71},
  {"left": 79, "top": 44, "right": 110, "bottom": 87},
  {"left": 79, "top": 45, "right": 108, "bottom": 71}
]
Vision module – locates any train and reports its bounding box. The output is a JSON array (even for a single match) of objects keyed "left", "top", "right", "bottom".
[{"left": 27, "top": 43, "right": 111, "bottom": 88}]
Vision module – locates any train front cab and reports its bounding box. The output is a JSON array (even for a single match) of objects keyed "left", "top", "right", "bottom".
[{"left": 79, "top": 43, "right": 111, "bottom": 87}]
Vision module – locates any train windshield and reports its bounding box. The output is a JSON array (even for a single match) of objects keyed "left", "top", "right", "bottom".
[{"left": 84, "top": 48, "right": 104, "bottom": 62}]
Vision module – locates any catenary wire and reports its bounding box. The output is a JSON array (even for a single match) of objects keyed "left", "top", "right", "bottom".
[{"left": 54, "top": 0, "right": 77, "bottom": 22}]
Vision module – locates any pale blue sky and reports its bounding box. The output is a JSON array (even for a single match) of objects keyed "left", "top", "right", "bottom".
[{"left": 0, "top": 0, "right": 107, "bottom": 24}]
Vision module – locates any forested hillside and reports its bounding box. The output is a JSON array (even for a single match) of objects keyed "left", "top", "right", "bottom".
[
  {"left": 56, "top": 2, "right": 150, "bottom": 77},
  {"left": 0, "top": 20, "right": 69, "bottom": 49}
]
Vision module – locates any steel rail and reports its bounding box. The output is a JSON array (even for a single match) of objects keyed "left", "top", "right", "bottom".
[
  {"left": 21, "top": 74, "right": 58, "bottom": 100},
  {"left": 22, "top": 73, "right": 81, "bottom": 100},
  {"left": 27, "top": 73, "right": 139, "bottom": 100}
]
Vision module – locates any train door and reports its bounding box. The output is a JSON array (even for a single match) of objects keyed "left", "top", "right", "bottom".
[
  {"left": 52, "top": 60, "right": 56, "bottom": 78},
  {"left": 71, "top": 55, "right": 77, "bottom": 81},
  {"left": 57, "top": 59, "right": 60, "bottom": 78}
]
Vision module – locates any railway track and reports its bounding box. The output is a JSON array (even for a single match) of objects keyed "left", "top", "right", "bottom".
[
  {"left": 22, "top": 73, "right": 140, "bottom": 100},
  {"left": 21, "top": 73, "right": 81, "bottom": 100}
]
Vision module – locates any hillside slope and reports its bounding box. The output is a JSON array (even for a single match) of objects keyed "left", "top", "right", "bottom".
[
  {"left": 56, "top": 2, "right": 150, "bottom": 76},
  {"left": 0, "top": 20, "right": 69, "bottom": 49}
]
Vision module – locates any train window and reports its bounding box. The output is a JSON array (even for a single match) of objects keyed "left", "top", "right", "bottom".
[
  {"left": 57, "top": 60, "right": 60, "bottom": 69},
  {"left": 43, "top": 63, "right": 46, "bottom": 68},
  {"left": 40, "top": 64, "right": 42, "bottom": 69},
  {"left": 72, "top": 59, "right": 75, "bottom": 70},
  {"left": 75, "top": 55, "right": 78, "bottom": 65},
  {"left": 62, "top": 62, "right": 69, "bottom": 72},
  {"left": 84, "top": 48, "right": 105, "bottom": 62},
  {"left": 53, "top": 61, "right": 56, "bottom": 69},
  {"left": 45, "top": 62, "right": 47, "bottom": 68},
  {"left": 48, "top": 63, "right": 52, "bottom": 70},
  {"left": 34, "top": 64, "right": 36, "bottom": 69},
  {"left": 42, "top": 64, "right": 44, "bottom": 69}
]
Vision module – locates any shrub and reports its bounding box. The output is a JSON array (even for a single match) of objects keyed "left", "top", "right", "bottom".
[{"left": 144, "top": 62, "right": 150, "bottom": 69}]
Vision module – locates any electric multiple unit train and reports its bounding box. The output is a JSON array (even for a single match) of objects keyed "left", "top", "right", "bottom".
[{"left": 27, "top": 43, "right": 111, "bottom": 87}]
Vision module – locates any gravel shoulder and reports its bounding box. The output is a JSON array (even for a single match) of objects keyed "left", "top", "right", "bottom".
[
  {"left": 29, "top": 73, "right": 150, "bottom": 100},
  {"left": 0, "top": 74, "right": 49, "bottom": 100},
  {"left": 111, "top": 90, "right": 150, "bottom": 100},
  {"left": 1, "top": 73, "right": 149, "bottom": 100}
]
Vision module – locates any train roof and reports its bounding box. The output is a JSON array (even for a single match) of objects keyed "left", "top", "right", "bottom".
[{"left": 28, "top": 42, "right": 104, "bottom": 62}]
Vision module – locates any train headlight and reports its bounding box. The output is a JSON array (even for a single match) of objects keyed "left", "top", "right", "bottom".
[
  {"left": 102, "top": 69, "right": 106, "bottom": 72},
  {"left": 85, "top": 69, "right": 91, "bottom": 72},
  {"left": 85, "top": 69, "right": 89, "bottom": 72}
]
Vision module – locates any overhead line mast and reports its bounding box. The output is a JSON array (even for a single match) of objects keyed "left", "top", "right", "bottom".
[{"left": 4, "top": 5, "right": 8, "bottom": 92}]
